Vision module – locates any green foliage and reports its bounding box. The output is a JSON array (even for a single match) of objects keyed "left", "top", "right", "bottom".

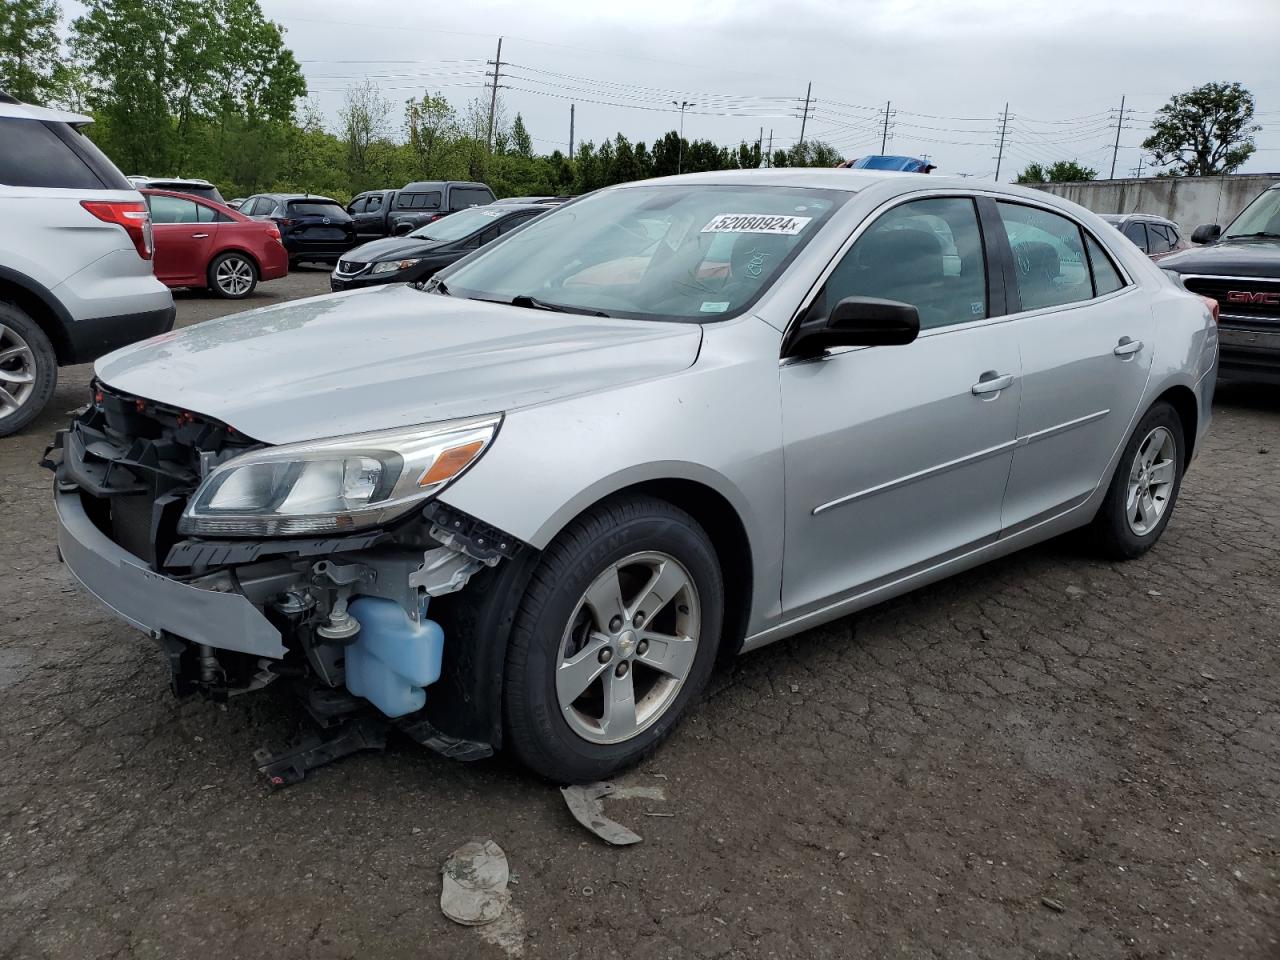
[
  {"left": 72, "top": 0, "right": 304, "bottom": 180},
  {"left": 1141, "top": 81, "right": 1259, "bottom": 176},
  {"left": 510, "top": 113, "right": 533, "bottom": 158},
  {"left": 0, "top": 0, "right": 75, "bottom": 106},
  {"left": 1015, "top": 160, "right": 1098, "bottom": 184}
]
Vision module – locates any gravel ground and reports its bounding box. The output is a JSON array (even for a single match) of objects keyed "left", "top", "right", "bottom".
[{"left": 2, "top": 270, "right": 1278, "bottom": 959}]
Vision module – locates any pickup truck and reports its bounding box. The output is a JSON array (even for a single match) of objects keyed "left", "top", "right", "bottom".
[
  {"left": 1160, "top": 180, "right": 1280, "bottom": 385},
  {"left": 347, "top": 181, "right": 496, "bottom": 240}
]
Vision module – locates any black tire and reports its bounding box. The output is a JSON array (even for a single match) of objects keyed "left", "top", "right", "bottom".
[
  {"left": 504, "top": 495, "right": 724, "bottom": 783},
  {"left": 0, "top": 301, "right": 58, "bottom": 438},
  {"left": 1091, "top": 401, "right": 1185, "bottom": 560},
  {"left": 208, "top": 252, "right": 258, "bottom": 299}
]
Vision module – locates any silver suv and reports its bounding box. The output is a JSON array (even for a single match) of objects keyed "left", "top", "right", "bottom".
[{"left": 0, "top": 94, "right": 174, "bottom": 436}]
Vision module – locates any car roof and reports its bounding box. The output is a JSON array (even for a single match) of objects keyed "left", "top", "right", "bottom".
[
  {"left": 253, "top": 193, "right": 341, "bottom": 203},
  {"left": 0, "top": 97, "right": 92, "bottom": 125},
  {"left": 140, "top": 187, "right": 239, "bottom": 210},
  {"left": 135, "top": 177, "right": 214, "bottom": 186},
  {"left": 615, "top": 167, "right": 975, "bottom": 193},
  {"left": 1101, "top": 212, "right": 1176, "bottom": 226}
]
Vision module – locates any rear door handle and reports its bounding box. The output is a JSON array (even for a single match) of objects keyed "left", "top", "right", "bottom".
[
  {"left": 971, "top": 372, "right": 1016, "bottom": 396},
  {"left": 1114, "top": 337, "right": 1143, "bottom": 357},
  {"left": 191, "top": 233, "right": 209, "bottom": 239}
]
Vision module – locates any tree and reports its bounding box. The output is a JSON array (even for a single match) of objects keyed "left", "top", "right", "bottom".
[
  {"left": 1142, "top": 82, "right": 1260, "bottom": 176},
  {"left": 1015, "top": 160, "right": 1098, "bottom": 184},
  {"left": 510, "top": 112, "right": 533, "bottom": 158},
  {"left": 339, "top": 79, "right": 391, "bottom": 193},
  {"left": 404, "top": 92, "right": 459, "bottom": 178},
  {"left": 72, "top": 0, "right": 305, "bottom": 174},
  {"left": 0, "top": 0, "right": 72, "bottom": 105}
]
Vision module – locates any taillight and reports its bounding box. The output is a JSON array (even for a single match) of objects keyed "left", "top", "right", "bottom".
[
  {"left": 81, "top": 200, "right": 153, "bottom": 260},
  {"left": 267, "top": 225, "right": 281, "bottom": 241},
  {"left": 278, "top": 218, "right": 294, "bottom": 227},
  {"left": 1197, "top": 294, "right": 1219, "bottom": 324}
]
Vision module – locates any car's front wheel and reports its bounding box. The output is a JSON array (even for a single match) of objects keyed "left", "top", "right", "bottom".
[
  {"left": 209, "top": 252, "right": 258, "bottom": 299},
  {"left": 0, "top": 302, "right": 57, "bottom": 437},
  {"left": 1091, "top": 401, "right": 1185, "bottom": 559},
  {"left": 504, "top": 495, "right": 724, "bottom": 783}
]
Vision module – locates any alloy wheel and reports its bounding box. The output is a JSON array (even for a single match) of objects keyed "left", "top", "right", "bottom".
[
  {"left": 215, "top": 256, "right": 254, "bottom": 296},
  {"left": 0, "top": 323, "right": 37, "bottom": 418},
  {"left": 556, "top": 551, "right": 701, "bottom": 745},
  {"left": 1126, "top": 426, "right": 1177, "bottom": 536}
]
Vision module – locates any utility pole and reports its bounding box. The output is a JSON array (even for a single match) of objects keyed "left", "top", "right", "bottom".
[
  {"left": 485, "top": 37, "right": 504, "bottom": 152},
  {"left": 766, "top": 129, "right": 773, "bottom": 168},
  {"left": 1131, "top": 154, "right": 1145, "bottom": 178},
  {"left": 758, "top": 125, "right": 764, "bottom": 167},
  {"left": 880, "top": 100, "right": 891, "bottom": 153},
  {"left": 798, "top": 81, "right": 812, "bottom": 148},
  {"left": 569, "top": 103, "right": 575, "bottom": 158},
  {"left": 672, "top": 100, "right": 693, "bottom": 174},
  {"left": 993, "top": 103, "right": 1010, "bottom": 181},
  {"left": 1108, "top": 94, "right": 1126, "bottom": 180}
]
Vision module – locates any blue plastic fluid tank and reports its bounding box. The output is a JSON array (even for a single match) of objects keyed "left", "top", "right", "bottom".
[{"left": 344, "top": 596, "right": 444, "bottom": 718}]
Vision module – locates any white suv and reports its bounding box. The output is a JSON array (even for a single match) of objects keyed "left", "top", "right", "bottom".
[{"left": 0, "top": 93, "right": 174, "bottom": 436}]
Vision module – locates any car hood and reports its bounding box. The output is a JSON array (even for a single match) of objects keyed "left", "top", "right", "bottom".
[
  {"left": 346, "top": 235, "right": 446, "bottom": 262},
  {"left": 95, "top": 286, "right": 703, "bottom": 444},
  {"left": 1160, "top": 237, "right": 1280, "bottom": 277}
]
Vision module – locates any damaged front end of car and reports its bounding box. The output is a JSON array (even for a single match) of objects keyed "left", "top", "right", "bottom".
[{"left": 45, "top": 382, "right": 528, "bottom": 780}]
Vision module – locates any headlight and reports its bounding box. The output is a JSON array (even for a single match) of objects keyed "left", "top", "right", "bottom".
[
  {"left": 372, "top": 258, "right": 421, "bottom": 274},
  {"left": 179, "top": 414, "right": 500, "bottom": 537}
]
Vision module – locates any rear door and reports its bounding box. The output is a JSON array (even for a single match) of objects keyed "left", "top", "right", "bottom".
[
  {"left": 994, "top": 201, "right": 1153, "bottom": 533},
  {"left": 779, "top": 195, "right": 1022, "bottom": 614},
  {"left": 147, "top": 194, "right": 214, "bottom": 285}
]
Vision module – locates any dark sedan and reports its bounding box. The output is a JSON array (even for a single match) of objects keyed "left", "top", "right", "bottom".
[
  {"left": 239, "top": 193, "right": 357, "bottom": 266},
  {"left": 330, "top": 203, "right": 549, "bottom": 291}
]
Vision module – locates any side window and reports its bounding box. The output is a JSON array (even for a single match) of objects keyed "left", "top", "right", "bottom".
[
  {"left": 996, "top": 202, "right": 1093, "bottom": 311},
  {"left": 240, "top": 197, "right": 260, "bottom": 215},
  {"left": 479, "top": 224, "right": 501, "bottom": 245},
  {"left": 451, "top": 187, "right": 494, "bottom": 210},
  {"left": 365, "top": 194, "right": 383, "bottom": 213},
  {"left": 149, "top": 195, "right": 200, "bottom": 224},
  {"left": 1147, "top": 223, "right": 1174, "bottom": 254},
  {"left": 346, "top": 197, "right": 366, "bottom": 214},
  {"left": 0, "top": 118, "right": 104, "bottom": 189},
  {"left": 1084, "top": 235, "right": 1125, "bottom": 296},
  {"left": 499, "top": 212, "right": 534, "bottom": 234},
  {"left": 816, "top": 197, "right": 988, "bottom": 331},
  {"left": 1121, "top": 219, "right": 1149, "bottom": 252},
  {"left": 196, "top": 203, "right": 218, "bottom": 223}
]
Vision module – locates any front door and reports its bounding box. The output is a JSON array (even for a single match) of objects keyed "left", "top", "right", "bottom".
[
  {"left": 780, "top": 195, "right": 1022, "bottom": 616},
  {"left": 992, "top": 201, "right": 1155, "bottom": 532},
  {"left": 147, "top": 194, "right": 214, "bottom": 286}
]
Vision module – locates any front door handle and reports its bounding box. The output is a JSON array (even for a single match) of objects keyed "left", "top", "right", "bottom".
[
  {"left": 1114, "top": 337, "right": 1143, "bottom": 357},
  {"left": 971, "top": 372, "right": 1015, "bottom": 396},
  {"left": 191, "top": 232, "right": 209, "bottom": 239}
]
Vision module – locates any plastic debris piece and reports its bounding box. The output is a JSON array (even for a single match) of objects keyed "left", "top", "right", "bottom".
[
  {"left": 1041, "top": 896, "right": 1066, "bottom": 913},
  {"left": 441, "top": 839, "right": 511, "bottom": 926},
  {"left": 560, "top": 782, "right": 643, "bottom": 845}
]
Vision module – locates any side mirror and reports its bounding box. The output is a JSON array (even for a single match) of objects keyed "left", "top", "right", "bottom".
[
  {"left": 1191, "top": 224, "right": 1221, "bottom": 244},
  {"left": 786, "top": 297, "right": 920, "bottom": 358}
]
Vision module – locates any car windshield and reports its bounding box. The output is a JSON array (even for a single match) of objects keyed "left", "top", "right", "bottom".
[
  {"left": 1223, "top": 188, "right": 1280, "bottom": 239},
  {"left": 288, "top": 201, "right": 346, "bottom": 218},
  {"left": 442, "top": 184, "right": 845, "bottom": 321},
  {"left": 411, "top": 207, "right": 505, "bottom": 242}
]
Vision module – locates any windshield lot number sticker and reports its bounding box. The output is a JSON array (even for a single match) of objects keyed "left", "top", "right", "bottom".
[{"left": 702, "top": 214, "right": 812, "bottom": 236}]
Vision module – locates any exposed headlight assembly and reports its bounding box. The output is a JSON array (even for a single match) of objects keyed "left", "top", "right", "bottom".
[
  {"left": 372, "top": 258, "right": 422, "bottom": 274},
  {"left": 179, "top": 415, "right": 500, "bottom": 537}
]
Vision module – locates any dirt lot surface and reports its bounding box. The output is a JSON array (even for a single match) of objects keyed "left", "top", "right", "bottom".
[{"left": 2, "top": 269, "right": 1278, "bottom": 959}]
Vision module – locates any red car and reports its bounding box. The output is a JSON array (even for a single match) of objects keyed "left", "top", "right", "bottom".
[{"left": 141, "top": 189, "right": 288, "bottom": 299}]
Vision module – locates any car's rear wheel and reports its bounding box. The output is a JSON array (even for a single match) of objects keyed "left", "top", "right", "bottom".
[
  {"left": 1091, "top": 401, "right": 1184, "bottom": 559},
  {"left": 209, "top": 252, "right": 258, "bottom": 299},
  {"left": 504, "top": 495, "right": 724, "bottom": 783},
  {"left": 0, "top": 302, "right": 57, "bottom": 437}
]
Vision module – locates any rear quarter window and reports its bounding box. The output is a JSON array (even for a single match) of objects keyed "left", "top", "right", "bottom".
[
  {"left": 397, "top": 192, "right": 442, "bottom": 210},
  {"left": 0, "top": 118, "right": 106, "bottom": 189},
  {"left": 450, "top": 187, "right": 495, "bottom": 209}
]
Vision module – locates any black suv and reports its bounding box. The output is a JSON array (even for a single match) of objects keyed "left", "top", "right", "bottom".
[
  {"left": 238, "top": 193, "right": 356, "bottom": 265},
  {"left": 1161, "top": 182, "right": 1280, "bottom": 385}
]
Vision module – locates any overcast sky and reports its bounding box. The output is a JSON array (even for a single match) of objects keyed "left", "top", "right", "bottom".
[{"left": 177, "top": 0, "right": 1280, "bottom": 178}]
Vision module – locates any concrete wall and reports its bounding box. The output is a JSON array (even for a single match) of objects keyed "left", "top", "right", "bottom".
[{"left": 1028, "top": 174, "right": 1279, "bottom": 232}]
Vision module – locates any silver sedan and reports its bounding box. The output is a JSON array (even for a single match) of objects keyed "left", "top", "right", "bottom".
[{"left": 53, "top": 170, "right": 1218, "bottom": 783}]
